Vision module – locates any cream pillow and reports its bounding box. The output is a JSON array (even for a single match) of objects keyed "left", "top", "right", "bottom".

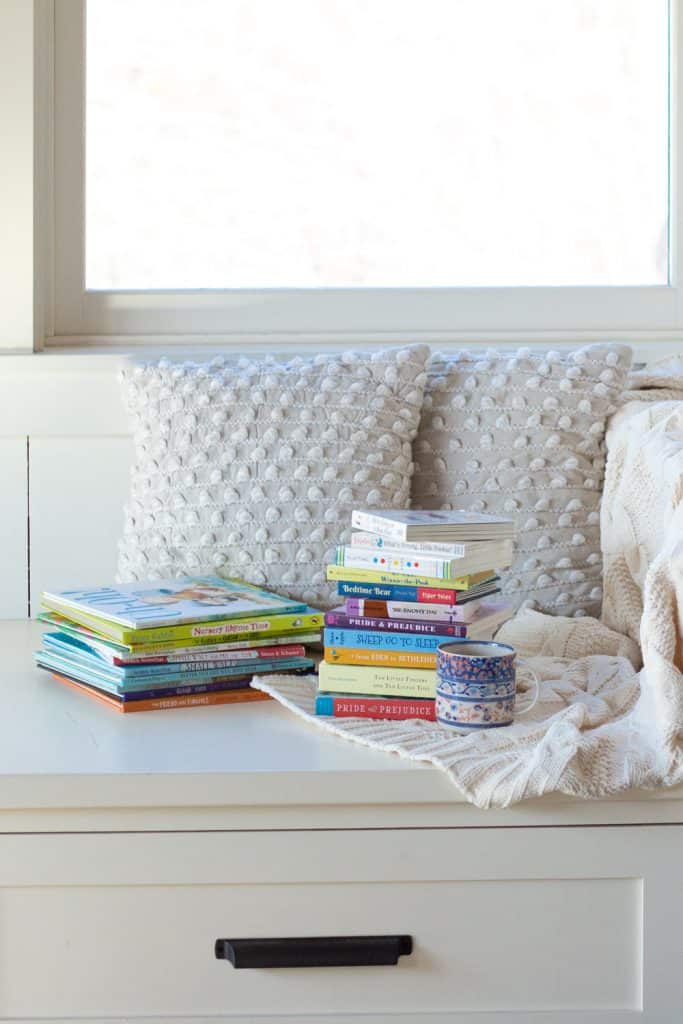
[
  {"left": 118, "top": 346, "right": 429, "bottom": 608},
  {"left": 410, "top": 343, "right": 633, "bottom": 617}
]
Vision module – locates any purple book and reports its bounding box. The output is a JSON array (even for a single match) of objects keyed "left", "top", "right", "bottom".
[{"left": 324, "top": 609, "right": 468, "bottom": 637}]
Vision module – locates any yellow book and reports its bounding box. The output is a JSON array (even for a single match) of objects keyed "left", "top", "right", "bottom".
[
  {"left": 325, "top": 647, "right": 436, "bottom": 669},
  {"left": 318, "top": 660, "right": 436, "bottom": 699},
  {"left": 326, "top": 565, "right": 493, "bottom": 591}
]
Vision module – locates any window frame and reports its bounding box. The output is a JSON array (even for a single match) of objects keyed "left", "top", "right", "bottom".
[{"left": 49, "top": 0, "right": 683, "bottom": 346}]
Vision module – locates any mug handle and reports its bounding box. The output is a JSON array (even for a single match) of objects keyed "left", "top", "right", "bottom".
[{"left": 515, "top": 660, "right": 540, "bottom": 715}]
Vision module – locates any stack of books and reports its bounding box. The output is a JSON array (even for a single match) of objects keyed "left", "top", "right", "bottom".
[
  {"left": 318, "top": 509, "right": 515, "bottom": 721},
  {"left": 34, "top": 576, "right": 322, "bottom": 713}
]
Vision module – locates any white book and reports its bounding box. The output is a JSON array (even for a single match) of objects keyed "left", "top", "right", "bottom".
[
  {"left": 351, "top": 532, "right": 514, "bottom": 563},
  {"left": 351, "top": 509, "right": 515, "bottom": 543},
  {"left": 336, "top": 544, "right": 513, "bottom": 580}
]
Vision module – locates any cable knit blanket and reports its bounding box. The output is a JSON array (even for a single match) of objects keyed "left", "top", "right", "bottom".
[{"left": 253, "top": 358, "right": 683, "bottom": 807}]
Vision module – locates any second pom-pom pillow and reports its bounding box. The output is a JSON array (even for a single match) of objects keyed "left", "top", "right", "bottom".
[{"left": 410, "top": 343, "right": 633, "bottom": 618}]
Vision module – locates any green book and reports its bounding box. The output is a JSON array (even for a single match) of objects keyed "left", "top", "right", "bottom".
[{"left": 318, "top": 661, "right": 436, "bottom": 699}]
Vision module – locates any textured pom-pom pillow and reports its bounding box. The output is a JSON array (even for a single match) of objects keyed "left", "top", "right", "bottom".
[
  {"left": 118, "top": 345, "right": 429, "bottom": 608},
  {"left": 410, "top": 343, "right": 633, "bottom": 618}
]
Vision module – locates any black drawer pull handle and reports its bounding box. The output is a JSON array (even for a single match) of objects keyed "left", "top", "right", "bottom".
[{"left": 215, "top": 935, "right": 413, "bottom": 969}]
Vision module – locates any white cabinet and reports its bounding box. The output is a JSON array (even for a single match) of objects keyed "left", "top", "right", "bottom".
[
  {"left": 0, "top": 623, "right": 681, "bottom": 1022},
  {"left": 0, "top": 828, "right": 679, "bottom": 1022}
]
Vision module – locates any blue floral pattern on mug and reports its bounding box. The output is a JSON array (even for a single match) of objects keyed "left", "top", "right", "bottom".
[
  {"left": 437, "top": 678, "right": 516, "bottom": 699},
  {"left": 436, "top": 690, "right": 516, "bottom": 729},
  {"left": 436, "top": 641, "right": 516, "bottom": 684}
]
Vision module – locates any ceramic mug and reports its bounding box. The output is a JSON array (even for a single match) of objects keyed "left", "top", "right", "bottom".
[{"left": 435, "top": 640, "right": 539, "bottom": 730}]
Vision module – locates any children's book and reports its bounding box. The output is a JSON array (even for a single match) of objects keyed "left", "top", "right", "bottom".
[
  {"left": 324, "top": 626, "right": 456, "bottom": 653},
  {"left": 343, "top": 597, "right": 502, "bottom": 621},
  {"left": 315, "top": 694, "right": 435, "bottom": 721},
  {"left": 42, "top": 632, "right": 308, "bottom": 677},
  {"left": 325, "top": 609, "right": 469, "bottom": 637},
  {"left": 324, "top": 647, "right": 436, "bottom": 669},
  {"left": 38, "top": 611, "right": 322, "bottom": 657},
  {"left": 41, "top": 576, "right": 308, "bottom": 638},
  {"left": 336, "top": 579, "right": 500, "bottom": 605},
  {"left": 351, "top": 509, "right": 515, "bottom": 543},
  {"left": 34, "top": 648, "right": 315, "bottom": 694},
  {"left": 49, "top": 671, "right": 272, "bottom": 714},
  {"left": 327, "top": 565, "right": 494, "bottom": 591},
  {"left": 318, "top": 661, "right": 436, "bottom": 699},
  {"left": 343, "top": 538, "right": 514, "bottom": 578}
]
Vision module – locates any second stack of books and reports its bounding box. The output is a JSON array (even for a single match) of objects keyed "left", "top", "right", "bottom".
[{"left": 318, "top": 510, "right": 515, "bottom": 721}]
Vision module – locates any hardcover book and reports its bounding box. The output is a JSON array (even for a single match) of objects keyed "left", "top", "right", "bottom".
[
  {"left": 38, "top": 611, "right": 322, "bottom": 656},
  {"left": 351, "top": 509, "right": 515, "bottom": 543},
  {"left": 325, "top": 609, "right": 469, "bottom": 637},
  {"left": 49, "top": 671, "right": 272, "bottom": 713},
  {"left": 41, "top": 576, "right": 309, "bottom": 638},
  {"left": 342, "top": 597, "right": 498, "bottom": 621},
  {"left": 324, "top": 626, "right": 454, "bottom": 653}
]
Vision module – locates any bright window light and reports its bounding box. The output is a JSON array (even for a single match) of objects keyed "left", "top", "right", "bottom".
[{"left": 85, "top": 0, "right": 669, "bottom": 290}]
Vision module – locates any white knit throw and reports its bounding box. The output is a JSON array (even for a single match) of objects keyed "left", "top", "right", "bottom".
[{"left": 253, "top": 359, "right": 683, "bottom": 807}]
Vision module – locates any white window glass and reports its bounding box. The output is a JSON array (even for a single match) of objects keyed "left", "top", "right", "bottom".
[{"left": 85, "top": 0, "right": 669, "bottom": 290}]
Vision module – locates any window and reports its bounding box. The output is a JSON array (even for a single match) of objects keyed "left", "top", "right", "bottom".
[{"left": 53, "top": 0, "right": 676, "bottom": 341}]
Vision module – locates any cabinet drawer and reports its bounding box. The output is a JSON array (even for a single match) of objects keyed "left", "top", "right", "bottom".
[{"left": 0, "top": 828, "right": 678, "bottom": 1021}]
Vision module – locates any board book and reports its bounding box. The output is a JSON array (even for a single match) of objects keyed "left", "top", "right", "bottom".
[
  {"left": 337, "top": 579, "right": 500, "bottom": 605},
  {"left": 351, "top": 509, "right": 515, "bottom": 543},
  {"left": 335, "top": 542, "right": 512, "bottom": 580},
  {"left": 325, "top": 609, "right": 469, "bottom": 637},
  {"left": 327, "top": 565, "right": 495, "bottom": 591},
  {"left": 317, "top": 661, "right": 436, "bottom": 699},
  {"left": 324, "top": 647, "right": 436, "bottom": 670},
  {"left": 315, "top": 694, "right": 435, "bottom": 721}
]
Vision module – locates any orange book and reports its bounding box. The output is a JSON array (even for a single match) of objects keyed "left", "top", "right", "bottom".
[
  {"left": 50, "top": 672, "right": 271, "bottom": 713},
  {"left": 324, "top": 647, "right": 436, "bottom": 670}
]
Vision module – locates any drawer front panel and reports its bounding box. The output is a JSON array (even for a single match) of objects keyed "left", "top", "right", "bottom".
[
  {"left": 0, "top": 827, "right": 676, "bottom": 1020},
  {"left": 0, "top": 878, "right": 639, "bottom": 1018}
]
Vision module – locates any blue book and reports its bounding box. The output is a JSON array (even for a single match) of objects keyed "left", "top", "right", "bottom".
[
  {"left": 324, "top": 627, "right": 454, "bottom": 653},
  {"left": 34, "top": 648, "right": 314, "bottom": 694}
]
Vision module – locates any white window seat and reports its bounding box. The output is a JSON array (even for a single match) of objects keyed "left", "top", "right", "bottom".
[{"left": 1, "top": 619, "right": 682, "bottom": 1021}]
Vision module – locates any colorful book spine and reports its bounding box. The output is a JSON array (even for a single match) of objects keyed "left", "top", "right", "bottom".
[
  {"left": 110, "top": 640, "right": 311, "bottom": 666},
  {"left": 343, "top": 598, "right": 490, "bottom": 621},
  {"left": 318, "top": 661, "right": 436, "bottom": 699},
  {"left": 350, "top": 532, "right": 467, "bottom": 557},
  {"left": 53, "top": 608, "right": 325, "bottom": 645},
  {"left": 338, "top": 581, "right": 467, "bottom": 605},
  {"left": 315, "top": 694, "right": 435, "bottom": 721},
  {"left": 50, "top": 671, "right": 272, "bottom": 713},
  {"left": 327, "top": 565, "right": 492, "bottom": 591},
  {"left": 324, "top": 627, "right": 456, "bottom": 653},
  {"left": 334, "top": 546, "right": 458, "bottom": 580},
  {"left": 325, "top": 610, "right": 468, "bottom": 636},
  {"left": 324, "top": 647, "right": 436, "bottom": 669}
]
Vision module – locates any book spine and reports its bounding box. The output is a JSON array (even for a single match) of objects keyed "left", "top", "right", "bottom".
[
  {"left": 318, "top": 661, "right": 436, "bottom": 699},
  {"left": 120, "top": 611, "right": 324, "bottom": 645},
  {"left": 116, "top": 645, "right": 308, "bottom": 676},
  {"left": 122, "top": 689, "right": 272, "bottom": 713},
  {"left": 315, "top": 694, "right": 435, "bottom": 721},
  {"left": 111, "top": 642, "right": 307, "bottom": 667},
  {"left": 324, "top": 647, "right": 436, "bottom": 669},
  {"left": 118, "top": 630, "right": 322, "bottom": 656},
  {"left": 324, "top": 627, "right": 455, "bottom": 652},
  {"left": 350, "top": 532, "right": 467, "bottom": 557},
  {"left": 334, "top": 546, "right": 454, "bottom": 580},
  {"left": 117, "top": 657, "right": 315, "bottom": 691},
  {"left": 343, "top": 599, "right": 473, "bottom": 621},
  {"left": 337, "top": 581, "right": 459, "bottom": 605},
  {"left": 327, "top": 565, "right": 489, "bottom": 591},
  {"left": 350, "top": 511, "right": 408, "bottom": 542},
  {"left": 120, "top": 677, "right": 255, "bottom": 701},
  {"left": 324, "top": 611, "right": 468, "bottom": 636}
]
